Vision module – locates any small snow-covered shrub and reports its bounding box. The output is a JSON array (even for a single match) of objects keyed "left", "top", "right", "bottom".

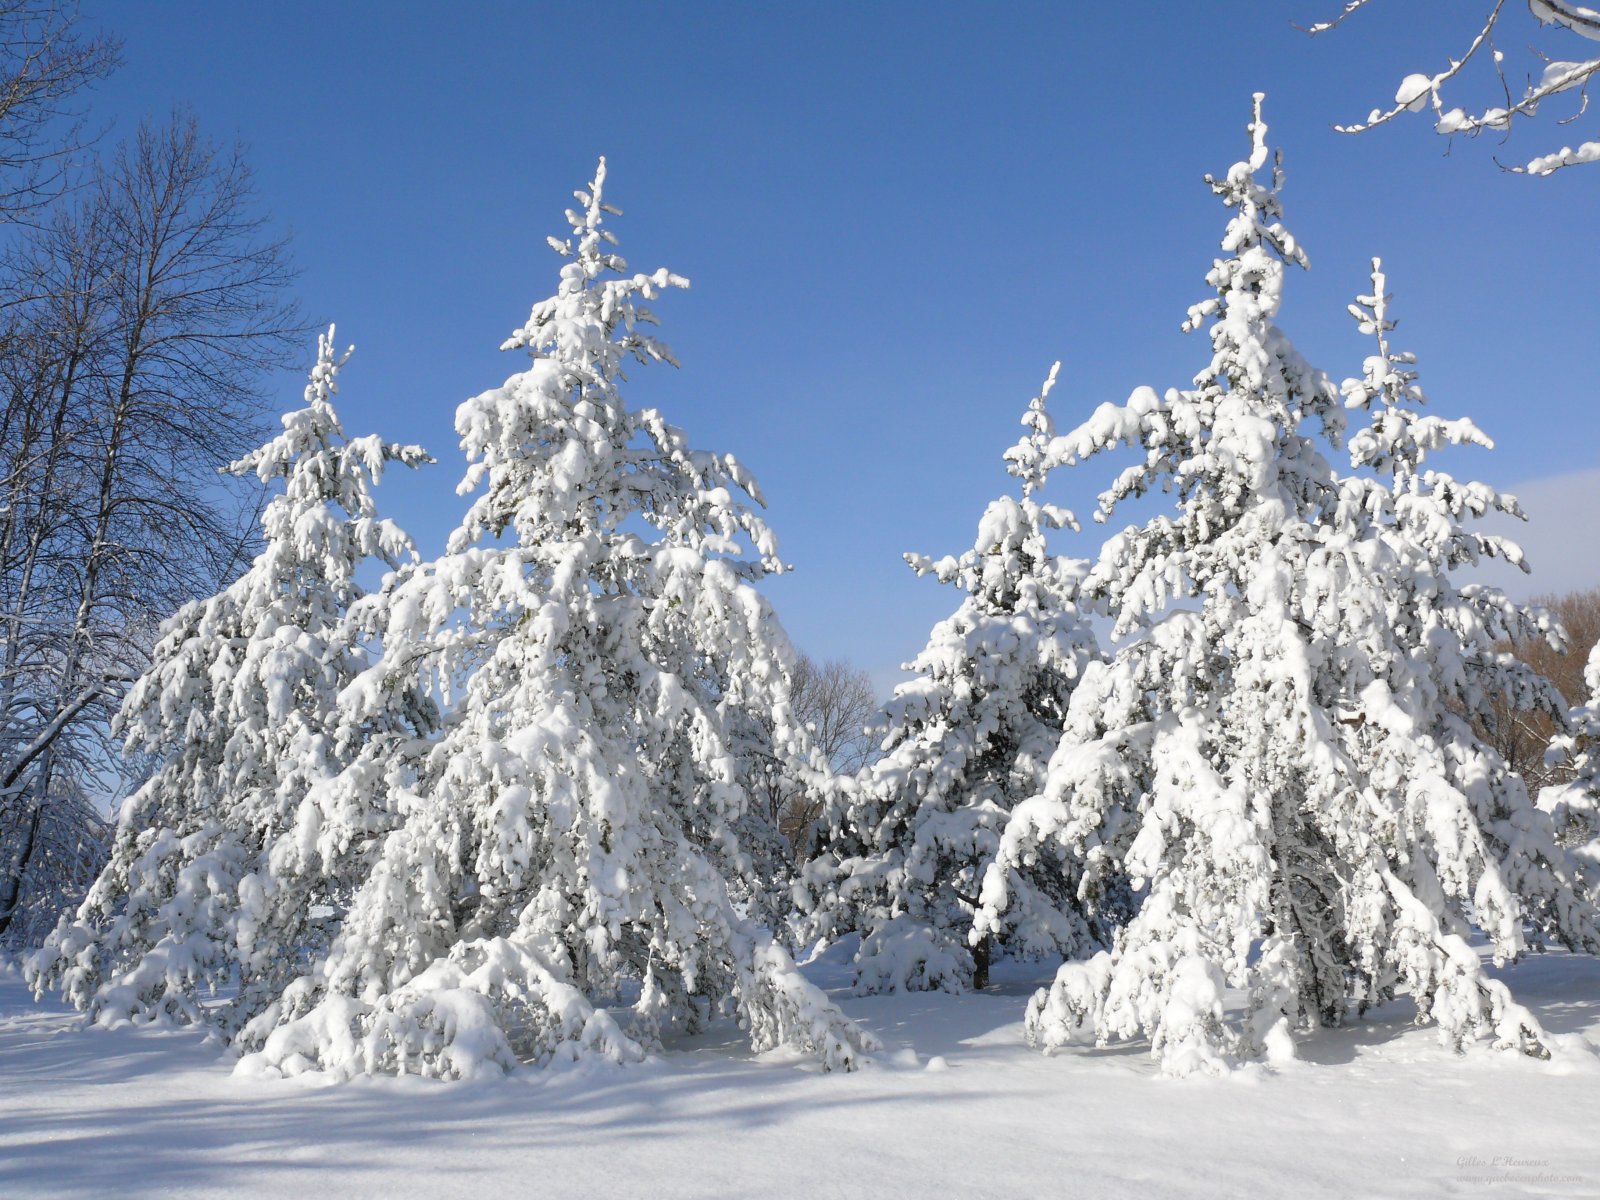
[{"left": 802, "top": 367, "right": 1103, "bottom": 994}]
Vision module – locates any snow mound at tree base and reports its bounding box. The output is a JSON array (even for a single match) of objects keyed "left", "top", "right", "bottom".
[
  {"left": 235, "top": 931, "right": 876, "bottom": 1081},
  {"left": 852, "top": 918, "right": 972, "bottom": 995}
]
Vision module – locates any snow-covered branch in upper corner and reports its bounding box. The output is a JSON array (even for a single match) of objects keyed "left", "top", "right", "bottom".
[{"left": 1311, "top": 0, "right": 1600, "bottom": 174}]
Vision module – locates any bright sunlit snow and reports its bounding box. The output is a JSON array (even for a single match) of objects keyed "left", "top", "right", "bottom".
[{"left": 4, "top": 944, "right": 1599, "bottom": 1198}]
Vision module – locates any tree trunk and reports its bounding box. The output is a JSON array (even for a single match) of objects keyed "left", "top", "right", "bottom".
[
  {"left": 972, "top": 931, "right": 992, "bottom": 991},
  {"left": 0, "top": 796, "right": 43, "bottom": 936}
]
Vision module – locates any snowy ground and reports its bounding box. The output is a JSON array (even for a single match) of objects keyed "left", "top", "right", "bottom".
[{"left": 3, "top": 945, "right": 1599, "bottom": 1199}]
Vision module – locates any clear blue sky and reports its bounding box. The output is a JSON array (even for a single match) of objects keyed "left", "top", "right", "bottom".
[{"left": 81, "top": 1, "right": 1599, "bottom": 691}]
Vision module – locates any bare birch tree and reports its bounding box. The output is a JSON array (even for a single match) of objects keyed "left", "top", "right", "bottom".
[
  {"left": 0, "top": 0, "right": 117, "bottom": 227},
  {"left": 0, "top": 111, "right": 300, "bottom": 941}
]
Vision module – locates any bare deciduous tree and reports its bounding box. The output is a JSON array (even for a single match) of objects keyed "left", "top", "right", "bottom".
[
  {"left": 758, "top": 652, "right": 880, "bottom": 856},
  {"left": 0, "top": 0, "right": 117, "bottom": 226},
  {"left": 792, "top": 654, "right": 880, "bottom": 774},
  {"left": 0, "top": 111, "right": 301, "bottom": 941},
  {"left": 1477, "top": 586, "right": 1600, "bottom": 791}
]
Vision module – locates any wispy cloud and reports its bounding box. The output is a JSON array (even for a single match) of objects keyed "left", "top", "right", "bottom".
[{"left": 1473, "top": 467, "right": 1600, "bottom": 600}]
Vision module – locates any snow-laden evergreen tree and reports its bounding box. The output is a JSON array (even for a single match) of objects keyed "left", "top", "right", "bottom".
[
  {"left": 800, "top": 367, "right": 1103, "bottom": 994},
  {"left": 236, "top": 160, "right": 873, "bottom": 1081},
  {"left": 1541, "top": 639, "right": 1600, "bottom": 882},
  {"left": 974, "top": 99, "right": 1600, "bottom": 1074},
  {"left": 1303, "top": 258, "right": 1600, "bottom": 1055},
  {"left": 1337, "top": 258, "right": 1598, "bottom": 915},
  {"left": 25, "top": 329, "right": 433, "bottom": 1033}
]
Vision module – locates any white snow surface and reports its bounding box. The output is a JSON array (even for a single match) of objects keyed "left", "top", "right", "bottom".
[{"left": 4, "top": 943, "right": 1599, "bottom": 1199}]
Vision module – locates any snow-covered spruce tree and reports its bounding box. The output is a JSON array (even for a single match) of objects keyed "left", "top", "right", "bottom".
[
  {"left": 236, "top": 160, "right": 873, "bottom": 1081},
  {"left": 25, "top": 329, "right": 434, "bottom": 1033},
  {"left": 800, "top": 366, "right": 1103, "bottom": 994},
  {"left": 1337, "top": 259, "right": 1599, "bottom": 933},
  {"left": 1302, "top": 259, "right": 1600, "bottom": 1054},
  {"left": 974, "top": 99, "right": 1600, "bottom": 1074},
  {"left": 1541, "top": 640, "right": 1600, "bottom": 882}
]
